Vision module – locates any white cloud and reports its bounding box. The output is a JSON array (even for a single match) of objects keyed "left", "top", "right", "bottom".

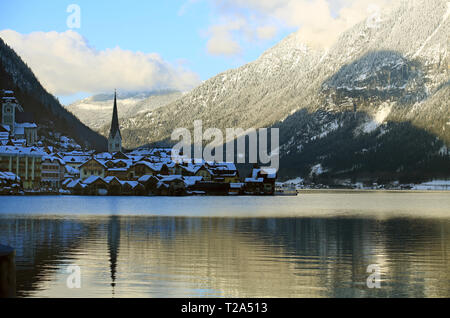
[
  {"left": 206, "top": 19, "right": 245, "bottom": 56},
  {"left": 0, "top": 29, "right": 201, "bottom": 96},
  {"left": 201, "top": 0, "right": 402, "bottom": 56}
]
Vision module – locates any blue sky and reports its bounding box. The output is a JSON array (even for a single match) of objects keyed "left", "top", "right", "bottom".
[
  {"left": 1, "top": 1, "right": 282, "bottom": 76},
  {"left": 0, "top": 0, "right": 395, "bottom": 104}
]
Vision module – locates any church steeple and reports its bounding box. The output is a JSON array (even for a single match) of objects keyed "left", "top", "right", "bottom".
[{"left": 108, "top": 90, "right": 122, "bottom": 153}]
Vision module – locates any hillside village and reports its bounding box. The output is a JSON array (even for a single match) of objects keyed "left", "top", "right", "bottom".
[{"left": 0, "top": 89, "right": 277, "bottom": 196}]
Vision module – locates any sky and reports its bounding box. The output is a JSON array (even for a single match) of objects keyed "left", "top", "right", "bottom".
[{"left": 0, "top": 0, "right": 400, "bottom": 105}]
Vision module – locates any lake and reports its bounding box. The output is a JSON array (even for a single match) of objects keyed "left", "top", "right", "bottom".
[{"left": 0, "top": 191, "right": 449, "bottom": 298}]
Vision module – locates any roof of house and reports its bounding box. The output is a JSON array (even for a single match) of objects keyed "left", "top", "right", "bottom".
[
  {"left": 104, "top": 176, "right": 121, "bottom": 184},
  {"left": 245, "top": 177, "right": 264, "bottom": 183},
  {"left": 42, "top": 155, "right": 65, "bottom": 165},
  {"left": 65, "top": 165, "right": 80, "bottom": 174},
  {"left": 0, "top": 145, "right": 46, "bottom": 157},
  {"left": 138, "top": 174, "right": 158, "bottom": 183},
  {"left": 183, "top": 176, "right": 203, "bottom": 186},
  {"left": 83, "top": 175, "right": 106, "bottom": 185},
  {"left": 0, "top": 171, "right": 19, "bottom": 181},
  {"left": 66, "top": 179, "right": 84, "bottom": 188},
  {"left": 78, "top": 158, "right": 107, "bottom": 169}
]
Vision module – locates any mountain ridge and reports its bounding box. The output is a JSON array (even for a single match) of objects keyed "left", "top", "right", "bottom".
[
  {"left": 112, "top": 0, "right": 449, "bottom": 181},
  {"left": 66, "top": 90, "right": 183, "bottom": 130}
]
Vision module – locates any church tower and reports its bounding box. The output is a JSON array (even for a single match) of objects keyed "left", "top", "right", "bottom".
[{"left": 108, "top": 90, "right": 122, "bottom": 153}]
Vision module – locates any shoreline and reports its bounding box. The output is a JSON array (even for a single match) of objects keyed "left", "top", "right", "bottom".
[
  {"left": 1, "top": 188, "right": 449, "bottom": 197},
  {"left": 297, "top": 188, "right": 450, "bottom": 194}
]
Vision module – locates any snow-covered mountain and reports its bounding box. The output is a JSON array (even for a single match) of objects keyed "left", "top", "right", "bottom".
[
  {"left": 66, "top": 90, "right": 183, "bottom": 130},
  {"left": 103, "top": 0, "right": 450, "bottom": 181}
]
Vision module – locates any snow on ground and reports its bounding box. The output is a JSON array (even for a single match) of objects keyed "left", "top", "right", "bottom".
[
  {"left": 283, "top": 177, "right": 304, "bottom": 185},
  {"left": 413, "top": 180, "right": 450, "bottom": 190},
  {"left": 310, "top": 164, "right": 327, "bottom": 176}
]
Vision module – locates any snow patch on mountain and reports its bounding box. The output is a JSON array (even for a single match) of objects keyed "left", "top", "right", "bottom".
[{"left": 359, "top": 103, "right": 393, "bottom": 134}]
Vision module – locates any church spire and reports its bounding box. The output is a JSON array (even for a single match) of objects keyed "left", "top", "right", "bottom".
[
  {"left": 109, "top": 90, "right": 121, "bottom": 140},
  {"left": 108, "top": 90, "right": 122, "bottom": 153}
]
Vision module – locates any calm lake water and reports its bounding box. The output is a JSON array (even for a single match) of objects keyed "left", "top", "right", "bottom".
[{"left": 0, "top": 192, "right": 449, "bottom": 298}]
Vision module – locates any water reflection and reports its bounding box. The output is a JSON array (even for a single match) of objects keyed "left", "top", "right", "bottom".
[
  {"left": 0, "top": 214, "right": 449, "bottom": 297},
  {"left": 108, "top": 215, "right": 120, "bottom": 295}
]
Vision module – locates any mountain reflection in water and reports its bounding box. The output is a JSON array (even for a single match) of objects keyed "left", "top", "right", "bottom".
[{"left": 0, "top": 193, "right": 449, "bottom": 298}]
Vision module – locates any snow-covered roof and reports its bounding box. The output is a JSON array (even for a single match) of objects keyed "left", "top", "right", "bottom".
[
  {"left": 83, "top": 175, "right": 104, "bottom": 185},
  {"left": 158, "top": 175, "right": 183, "bottom": 183},
  {"left": 0, "top": 146, "right": 46, "bottom": 157},
  {"left": 62, "top": 178, "right": 73, "bottom": 186},
  {"left": 95, "top": 152, "right": 113, "bottom": 159},
  {"left": 133, "top": 161, "right": 164, "bottom": 171},
  {"left": 0, "top": 171, "right": 20, "bottom": 181},
  {"left": 245, "top": 177, "right": 264, "bottom": 183},
  {"left": 183, "top": 176, "right": 203, "bottom": 186},
  {"left": 66, "top": 179, "right": 83, "bottom": 188},
  {"left": 42, "top": 155, "right": 65, "bottom": 165},
  {"left": 79, "top": 158, "right": 107, "bottom": 168},
  {"left": 251, "top": 168, "right": 276, "bottom": 179},
  {"left": 138, "top": 175, "right": 157, "bottom": 183},
  {"left": 65, "top": 165, "right": 79, "bottom": 174},
  {"left": 62, "top": 155, "right": 90, "bottom": 163},
  {"left": 15, "top": 122, "right": 37, "bottom": 129},
  {"left": 120, "top": 180, "right": 140, "bottom": 188},
  {"left": 104, "top": 176, "right": 121, "bottom": 184},
  {"left": 212, "top": 162, "right": 237, "bottom": 171}
]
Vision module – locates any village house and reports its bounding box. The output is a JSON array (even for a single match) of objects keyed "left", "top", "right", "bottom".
[
  {"left": 104, "top": 176, "right": 123, "bottom": 195},
  {"left": 0, "top": 145, "right": 45, "bottom": 190},
  {"left": 120, "top": 180, "right": 145, "bottom": 196},
  {"left": 0, "top": 171, "right": 21, "bottom": 194},
  {"left": 41, "top": 155, "right": 66, "bottom": 188},
  {"left": 129, "top": 161, "right": 159, "bottom": 179},
  {"left": 14, "top": 122, "right": 38, "bottom": 146},
  {"left": 79, "top": 158, "right": 106, "bottom": 180},
  {"left": 209, "top": 162, "right": 240, "bottom": 183},
  {"left": 104, "top": 159, "right": 132, "bottom": 180},
  {"left": 137, "top": 175, "right": 160, "bottom": 195},
  {"left": 194, "top": 165, "right": 213, "bottom": 181},
  {"left": 83, "top": 175, "right": 109, "bottom": 195},
  {"left": 156, "top": 175, "right": 186, "bottom": 196},
  {"left": 245, "top": 167, "right": 277, "bottom": 195},
  {"left": 65, "top": 179, "right": 86, "bottom": 195},
  {"left": 129, "top": 161, "right": 170, "bottom": 180},
  {"left": 61, "top": 152, "right": 92, "bottom": 169}
]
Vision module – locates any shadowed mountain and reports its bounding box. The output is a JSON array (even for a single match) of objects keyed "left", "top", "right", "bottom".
[{"left": 274, "top": 49, "right": 449, "bottom": 181}]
